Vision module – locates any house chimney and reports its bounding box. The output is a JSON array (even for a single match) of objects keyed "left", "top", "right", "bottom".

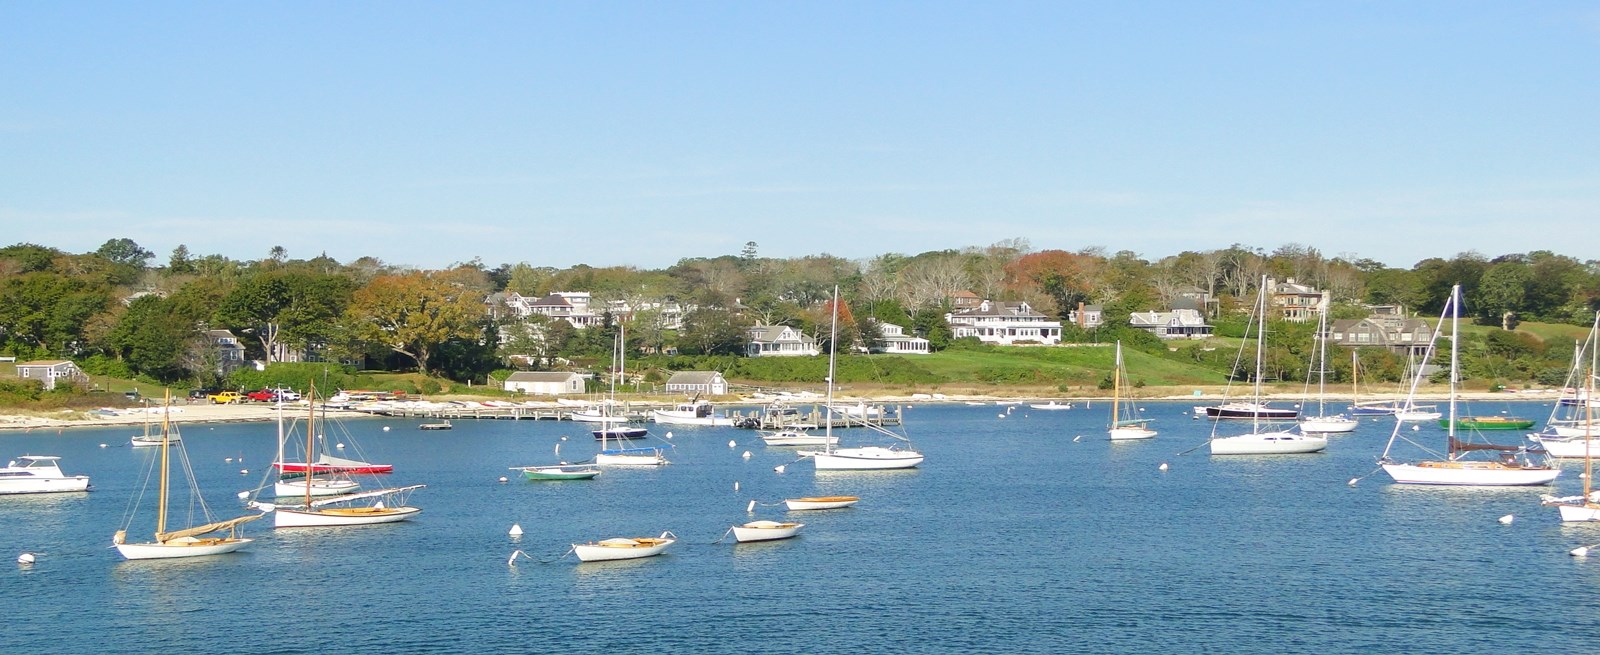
[{"left": 1077, "top": 302, "right": 1086, "bottom": 328}]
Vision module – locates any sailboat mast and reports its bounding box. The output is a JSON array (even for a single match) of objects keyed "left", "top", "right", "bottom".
[
  {"left": 157, "top": 390, "right": 171, "bottom": 537},
  {"left": 1585, "top": 314, "right": 1598, "bottom": 499},
  {"left": 1447, "top": 285, "right": 1460, "bottom": 457},
  {"left": 1111, "top": 341, "right": 1122, "bottom": 428},
  {"left": 1252, "top": 276, "right": 1266, "bottom": 434},
  {"left": 823, "top": 286, "right": 839, "bottom": 454},
  {"left": 1315, "top": 309, "right": 1329, "bottom": 416},
  {"left": 306, "top": 382, "right": 317, "bottom": 506}
]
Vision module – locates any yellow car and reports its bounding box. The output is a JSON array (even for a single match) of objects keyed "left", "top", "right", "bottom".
[{"left": 207, "top": 391, "right": 245, "bottom": 404}]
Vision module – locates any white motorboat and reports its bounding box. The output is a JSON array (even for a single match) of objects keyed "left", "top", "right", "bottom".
[
  {"left": 732, "top": 520, "right": 804, "bottom": 542},
  {"left": 760, "top": 428, "right": 837, "bottom": 447},
  {"left": 0, "top": 456, "right": 90, "bottom": 495},
  {"left": 1029, "top": 401, "right": 1072, "bottom": 410},
  {"left": 784, "top": 496, "right": 859, "bottom": 510},
  {"left": 651, "top": 400, "right": 734, "bottom": 426},
  {"left": 1208, "top": 277, "right": 1326, "bottom": 456},
  {"left": 1378, "top": 285, "right": 1559, "bottom": 486},
  {"left": 114, "top": 392, "right": 261, "bottom": 560},
  {"left": 572, "top": 532, "right": 676, "bottom": 562}
]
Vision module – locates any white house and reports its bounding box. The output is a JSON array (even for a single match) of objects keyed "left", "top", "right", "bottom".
[
  {"left": 747, "top": 325, "right": 820, "bottom": 357},
  {"left": 946, "top": 300, "right": 1063, "bottom": 345},
  {"left": 871, "top": 323, "right": 930, "bottom": 355},
  {"left": 503, "top": 371, "right": 585, "bottom": 395},
  {"left": 1129, "top": 308, "right": 1214, "bottom": 339},
  {"left": 15, "top": 360, "right": 85, "bottom": 390},
  {"left": 664, "top": 371, "right": 729, "bottom": 395}
]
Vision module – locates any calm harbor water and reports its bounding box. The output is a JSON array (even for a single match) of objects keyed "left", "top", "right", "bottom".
[{"left": 4, "top": 400, "right": 1600, "bottom": 653}]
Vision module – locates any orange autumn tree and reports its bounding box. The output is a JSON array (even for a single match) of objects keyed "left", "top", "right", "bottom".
[
  {"left": 1003, "top": 250, "right": 1098, "bottom": 317},
  {"left": 346, "top": 271, "right": 484, "bottom": 375}
]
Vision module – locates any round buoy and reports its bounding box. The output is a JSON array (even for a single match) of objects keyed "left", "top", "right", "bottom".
[
  {"left": 1573, "top": 546, "right": 1591, "bottom": 557},
  {"left": 742, "top": 451, "right": 752, "bottom": 460},
  {"left": 747, "top": 500, "right": 757, "bottom": 512},
  {"left": 728, "top": 440, "right": 737, "bottom": 448},
  {"left": 560, "top": 436, "right": 568, "bottom": 441},
  {"left": 666, "top": 431, "right": 674, "bottom": 439},
  {"left": 236, "top": 491, "right": 249, "bottom": 500},
  {"left": 225, "top": 457, "right": 233, "bottom": 463},
  {"left": 336, "top": 443, "right": 345, "bottom": 450},
  {"left": 509, "top": 524, "right": 523, "bottom": 536},
  {"left": 774, "top": 464, "right": 786, "bottom": 473},
  {"left": 99, "top": 443, "right": 108, "bottom": 448},
  {"left": 382, "top": 426, "right": 391, "bottom": 432},
  {"left": 1159, "top": 462, "right": 1170, "bottom": 472},
  {"left": 1412, "top": 425, "right": 1420, "bottom": 431},
  {"left": 239, "top": 469, "right": 248, "bottom": 475},
  {"left": 498, "top": 476, "right": 508, "bottom": 483},
  {"left": 17, "top": 553, "right": 35, "bottom": 565},
  {"left": 1499, "top": 514, "right": 1515, "bottom": 525}
]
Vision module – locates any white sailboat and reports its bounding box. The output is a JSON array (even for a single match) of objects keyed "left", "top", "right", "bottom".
[
  {"left": 1209, "top": 277, "right": 1327, "bottom": 455},
  {"left": 258, "top": 384, "right": 426, "bottom": 527},
  {"left": 114, "top": 392, "right": 261, "bottom": 560},
  {"left": 1348, "top": 351, "right": 1399, "bottom": 416},
  {"left": 270, "top": 402, "right": 359, "bottom": 498},
  {"left": 1542, "top": 330, "right": 1600, "bottom": 520},
  {"left": 1392, "top": 351, "right": 1442, "bottom": 421},
  {"left": 129, "top": 401, "right": 178, "bottom": 447},
  {"left": 1107, "top": 341, "right": 1156, "bottom": 441},
  {"left": 809, "top": 287, "right": 923, "bottom": 471},
  {"left": 594, "top": 325, "right": 668, "bottom": 466},
  {"left": 760, "top": 427, "right": 838, "bottom": 447},
  {"left": 1298, "top": 308, "right": 1357, "bottom": 434},
  {"left": 1530, "top": 313, "right": 1600, "bottom": 458},
  {"left": 1378, "top": 285, "right": 1559, "bottom": 486}
]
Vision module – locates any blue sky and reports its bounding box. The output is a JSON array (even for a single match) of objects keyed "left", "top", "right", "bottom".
[{"left": 3, "top": 2, "right": 1597, "bottom": 270}]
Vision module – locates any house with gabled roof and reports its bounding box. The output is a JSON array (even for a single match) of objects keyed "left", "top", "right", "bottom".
[
  {"left": 946, "top": 300, "right": 1062, "bottom": 345},
  {"left": 664, "top": 371, "right": 728, "bottom": 395},
  {"left": 1267, "top": 277, "right": 1328, "bottom": 323},
  {"left": 15, "top": 360, "right": 85, "bottom": 390},
  {"left": 1129, "top": 308, "right": 1213, "bottom": 339},
  {"left": 1327, "top": 305, "right": 1432, "bottom": 356},
  {"left": 503, "top": 371, "right": 585, "bottom": 395},
  {"left": 746, "top": 325, "right": 819, "bottom": 357},
  {"left": 870, "top": 323, "right": 930, "bottom": 355}
]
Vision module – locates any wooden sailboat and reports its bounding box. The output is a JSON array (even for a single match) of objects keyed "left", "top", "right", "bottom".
[
  {"left": 1298, "top": 307, "right": 1358, "bottom": 434},
  {"left": 130, "top": 400, "right": 177, "bottom": 447},
  {"left": 271, "top": 401, "right": 359, "bottom": 497},
  {"left": 114, "top": 391, "right": 260, "bottom": 560},
  {"left": 1107, "top": 341, "right": 1156, "bottom": 440},
  {"left": 1379, "top": 285, "right": 1559, "bottom": 486},
  {"left": 1209, "top": 277, "right": 1328, "bottom": 455},
  {"left": 262, "top": 384, "right": 425, "bottom": 527},
  {"left": 809, "top": 287, "right": 923, "bottom": 470}
]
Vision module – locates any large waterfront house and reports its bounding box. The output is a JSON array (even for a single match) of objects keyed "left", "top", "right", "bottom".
[
  {"left": 946, "top": 300, "right": 1063, "bottom": 345},
  {"left": 664, "top": 371, "right": 729, "bottom": 395},
  {"left": 1326, "top": 305, "right": 1432, "bottom": 356},
  {"left": 747, "top": 325, "right": 820, "bottom": 357},
  {"left": 503, "top": 371, "right": 585, "bottom": 395},
  {"left": 870, "top": 323, "right": 930, "bottom": 355},
  {"left": 1267, "top": 277, "right": 1329, "bottom": 323},
  {"left": 1129, "top": 308, "right": 1214, "bottom": 339},
  {"left": 15, "top": 360, "right": 86, "bottom": 391}
]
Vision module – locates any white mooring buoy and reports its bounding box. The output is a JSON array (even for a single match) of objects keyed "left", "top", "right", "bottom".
[
  {"left": 742, "top": 451, "right": 752, "bottom": 460},
  {"left": 666, "top": 431, "right": 674, "bottom": 439},
  {"left": 1072, "top": 435, "right": 1082, "bottom": 442},
  {"left": 236, "top": 491, "right": 249, "bottom": 500},
  {"left": 1499, "top": 514, "right": 1515, "bottom": 525},
  {"left": 383, "top": 426, "right": 391, "bottom": 432},
  {"left": 17, "top": 552, "right": 35, "bottom": 565},
  {"left": 774, "top": 464, "right": 786, "bottom": 474},
  {"left": 509, "top": 524, "right": 523, "bottom": 536},
  {"left": 733, "top": 481, "right": 740, "bottom": 492},
  {"left": 728, "top": 440, "right": 737, "bottom": 448},
  {"left": 336, "top": 443, "right": 345, "bottom": 450},
  {"left": 1159, "top": 462, "right": 1169, "bottom": 472},
  {"left": 1573, "top": 546, "right": 1591, "bottom": 557},
  {"left": 239, "top": 469, "right": 248, "bottom": 475},
  {"left": 498, "top": 476, "right": 508, "bottom": 483},
  {"left": 747, "top": 500, "right": 757, "bottom": 513},
  {"left": 100, "top": 443, "right": 108, "bottom": 448}
]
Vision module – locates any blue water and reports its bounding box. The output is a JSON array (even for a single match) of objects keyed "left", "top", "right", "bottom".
[{"left": 4, "top": 401, "right": 1599, "bottom": 654}]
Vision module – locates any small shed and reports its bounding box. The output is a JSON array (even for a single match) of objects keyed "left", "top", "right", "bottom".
[
  {"left": 503, "top": 371, "right": 585, "bottom": 396},
  {"left": 664, "top": 371, "right": 728, "bottom": 396},
  {"left": 15, "top": 360, "right": 85, "bottom": 390}
]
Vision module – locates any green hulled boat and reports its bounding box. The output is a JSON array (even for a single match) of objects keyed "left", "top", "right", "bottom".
[{"left": 1439, "top": 416, "right": 1536, "bottom": 430}]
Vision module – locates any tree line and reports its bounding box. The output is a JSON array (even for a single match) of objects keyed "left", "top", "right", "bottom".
[{"left": 0, "top": 238, "right": 1595, "bottom": 389}]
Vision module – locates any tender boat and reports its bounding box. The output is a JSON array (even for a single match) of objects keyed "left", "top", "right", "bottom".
[
  {"left": 784, "top": 496, "right": 860, "bottom": 510},
  {"left": 1029, "top": 401, "right": 1072, "bottom": 410},
  {"left": 732, "top": 520, "right": 804, "bottom": 542},
  {"left": 760, "top": 428, "right": 837, "bottom": 447},
  {"left": 518, "top": 465, "right": 601, "bottom": 481},
  {"left": 418, "top": 420, "right": 452, "bottom": 430},
  {"left": 572, "top": 532, "right": 676, "bottom": 562},
  {"left": 0, "top": 456, "right": 90, "bottom": 495}
]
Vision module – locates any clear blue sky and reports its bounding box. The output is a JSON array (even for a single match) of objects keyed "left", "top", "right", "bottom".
[{"left": 4, "top": 2, "right": 1597, "bottom": 270}]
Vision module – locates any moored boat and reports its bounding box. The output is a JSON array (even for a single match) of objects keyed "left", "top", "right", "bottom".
[
  {"left": 732, "top": 520, "right": 804, "bottom": 542},
  {"left": 517, "top": 465, "right": 601, "bottom": 481},
  {"left": 784, "top": 496, "right": 859, "bottom": 510},
  {"left": 760, "top": 428, "right": 837, "bottom": 447},
  {"left": 572, "top": 532, "right": 676, "bottom": 562},
  {"left": 1439, "top": 416, "right": 1535, "bottom": 430},
  {"left": 0, "top": 456, "right": 90, "bottom": 495}
]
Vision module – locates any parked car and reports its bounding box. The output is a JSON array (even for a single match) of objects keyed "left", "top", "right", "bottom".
[
  {"left": 208, "top": 391, "right": 245, "bottom": 404},
  {"left": 272, "top": 388, "right": 302, "bottom": 402},
  {"left": 188, "top": 388, "right": 220, "bottom": 400},
  {"left": 245, "top": 389, "right": 277, "bottom": 402}
]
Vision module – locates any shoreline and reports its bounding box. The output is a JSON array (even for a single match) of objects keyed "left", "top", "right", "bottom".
[{"left": 0, "top": 389, "right": 1563, "bottom": 433}]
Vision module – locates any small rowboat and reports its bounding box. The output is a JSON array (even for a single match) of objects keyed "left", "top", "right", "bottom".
[
  {"left": 572, "top": 532, "right": 676, "bottom": 562},
  {"left": 732, "top": 520, "right": 804, "bottom": 542},
  {"left": 784, "top": 496, "right": 860, "bottom": 511},
  {"left": 518, "top": 465, "right": 601, "bottom": 481}
]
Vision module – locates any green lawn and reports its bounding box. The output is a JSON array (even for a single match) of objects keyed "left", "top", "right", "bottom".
[{"left": 877, "top": 344, "right": 1227, "bottom": 388}]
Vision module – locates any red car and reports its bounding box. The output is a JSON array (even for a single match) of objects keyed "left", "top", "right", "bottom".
[{"left": 245, "top": 389, "right": 277, "bottom": 402}]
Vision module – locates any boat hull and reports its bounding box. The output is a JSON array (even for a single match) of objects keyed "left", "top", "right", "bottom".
[
  {"left": 592, "top": 427, "right": 648, "bottom": 440},
  {"left": 521, "top": 467, "right": 601, "bottom": 481},
  {"left": 0, "top": 477, "right": 90, "bottom": 495},
  {"left": 1381, "top": 461, "right": 1560, "bottom": 486},
  {"left": 1108, "top": 426, "right": 1157, "bottom": 441},
  {"left": 275, "top": 462, "right": 393, "bottom": 475},
  {"left": 784, "top": 496, "right": 859, "bottom": 510},
  {"left": 1202, "top": 404, "right": 1299, "bottom": 420},
  {"left": 650, "top": 411, "right": 734, "bottom": 427},
  {"left": 812, "top": 447, "right": 923, "bottom": 470},
  {"left": 1298, "top": 416, "right": 1359, "bottom": 434},
  {"left": 1531, "top": 435, "right": 1600, "bottom": 459},
  {"left": 1556, "top": 503, "right": 1600, "bottom": 522},
  {"left": 130, "top": 437, "right": 180, "bottom": 447},
  {"left": 595, "top": 449, "right": 666, "bottom": 466},
  {"left": 760, "top": 432, "right": 838, "bottom": 447},
  {"left": 115, "top": 537, "right": 253, "bottom": 560},
  {"left": 572, "top": 537, "right": 674, "bottom": 562},
  {"left": 273, "top": 506, "right": 422, "bottom": 527},
  {"left": 1349, "top": 404, "right": 1398, "bottom": 416},
  {"left": 1210, "top": 432, "right": 1328, "bottom": 455},
  {"left": 733, "top": 522, "right": 803, "bottom": 542},
  {"left": 1439, "top": 417, "right": 1536, "bottom": 430},
  {"left": 273, "top": 478, "right": 361, "bottom": 497},
  {"left": 1029, "top": 403, "right": 1072, "bottom": 410},
  {"left": 1395, "top": 409, "right": 1443, "bottom": 422}
]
